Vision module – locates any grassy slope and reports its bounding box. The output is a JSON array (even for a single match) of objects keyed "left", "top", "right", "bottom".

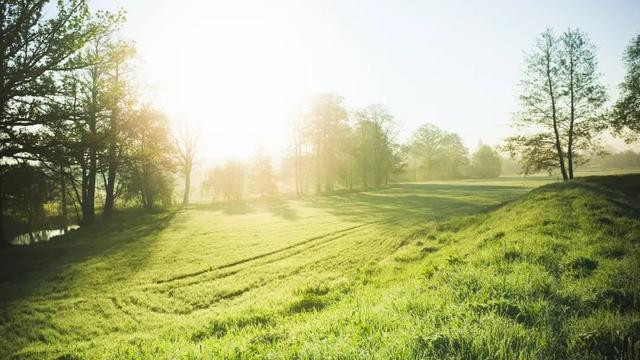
[{"left": 1, "top": 176, "right": 639, "bottom": 359}]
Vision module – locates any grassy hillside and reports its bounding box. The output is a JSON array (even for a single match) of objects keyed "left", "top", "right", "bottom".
[{"left": 1, "top": 176, "right": 639, "bottom": 359}]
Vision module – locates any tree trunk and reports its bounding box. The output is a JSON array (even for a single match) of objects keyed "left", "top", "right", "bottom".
[
  {"left": 315, "top": 141, "right": 321, "bottom": 193},
  {"left": 182, "top": 166, "right": 191, "bottom": 205},
  {"left": 83, "top": 142, "right": 97, "bottom": 224},
  {"left": 294, "top": 129, "right": 300, "bottom": 196},
  {"left": 545, "top": 49, "right": 569, "bottom": 181},
  {"left": 60, "top": 165, "right": 68, "bottom": 231},
  {"left": 103, "top": 155, "right": 117, "bottom": 215},
  {"left": 0, "top": 176, "right": 6, "bottom": 247},
  {"left": 82, "top": 63, "right": 100, "bottom": 224},
  {"left": 104, "top": 65, "right": 121, "bottom": 215},
  {"left": 362, "top": 156, "right": 367, "bottom": 189},
  {"left": 26, "top": 192, "right": 34, "bottom": 242},
  {"left": 567, "top": 55, "right": 575, "bottom": 180}
]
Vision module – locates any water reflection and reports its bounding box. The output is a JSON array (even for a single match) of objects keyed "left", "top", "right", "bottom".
[{"left": 11, "top": 225, "right": 80, "bottom": 245}]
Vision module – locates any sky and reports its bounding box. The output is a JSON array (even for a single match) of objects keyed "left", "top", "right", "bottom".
[{"left": 91, "top": 0, "right": 640, "bottom": 159}]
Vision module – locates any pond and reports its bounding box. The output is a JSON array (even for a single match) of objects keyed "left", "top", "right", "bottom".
[{"left": 11, "top": 225, "right": 80, "bottom": 245}]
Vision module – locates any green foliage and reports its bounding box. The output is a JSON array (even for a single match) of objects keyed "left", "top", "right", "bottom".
[
  {"left": 1, "top": 164, "right": 56, "bottom": 238},
  {"left": 590, "top": 150, "right": 640, "bottom": 169},
  {"left": 203, "top": 161, "right": 246, "bottom": 201},
  {"left": 121, "top": 107, "right": 175, "bottom": 210},
  {"left": 289, "top": 95, "right": 404, "bottom": 193},
  {"left": 612, "top": 33, "right": 640, "bottom": 143},
  {"left": 249, "top": 152, "right": 277, "bottom": 197},
  {"left": 353, "top": 104, "right": 404, "bottom": 187},
  {"left": 407, "top": 123, "right": 469, "bottom": 180},
  {"left": 470, "top": 144, "right": 502, "bottom": 178},
  {"left": 504, "top": 28, "right": 608, "bottom": 180}
]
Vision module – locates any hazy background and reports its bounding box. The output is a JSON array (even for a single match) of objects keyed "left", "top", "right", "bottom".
[{"left": 93, "top": 0, "right": 640, "bottom": 159}]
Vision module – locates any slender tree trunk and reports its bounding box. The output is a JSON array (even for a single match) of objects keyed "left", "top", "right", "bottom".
[
  {"left": 567, "top": 56, "right": 575, "bottom": 180},
  {"left": 315, "top": 141, "right": 321, "bottom": 193},
  {"left": 103, "top": 151, "right": 117, "bottom": 215},
  {"left": 140, "top": 189, "right": 147, "bottom": 210},
  {"left": 182, "top": 166, "right": 191, "bottom": 205},
  {"left": 26, "top": 193, "right": 34, "bottom": 242},
  {"left": 545, "top": 49, "right": 569, "bottom": 181},
  {"left": 104, "top": 69, "right": 119, "bottom": 215},
  {"left": 362, "top": 156, "right": 367, "bottom": 189},
  {"left": 60, "top": 165, "right": 68, "bottom": 231},
  {"left": 84, "top": 129, "right": 97, "bottom": 224},
  {"left": 81, "top": 159, "right": 88, "bottom": 222},
  {"left": 83, "top": 68, "right": 100, "bottom": 224},
  {"left": 0, "top": 7, "right": 6, "bottom": 246},
  {"left": 0, "top": 176, "right": 5, "bottom": 246},
  {"left": 294, "top": 129, "right": 300, "bottom": 196}
]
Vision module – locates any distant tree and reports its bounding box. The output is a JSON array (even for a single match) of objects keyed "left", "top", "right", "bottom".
[
  {"left": 591, "top": 150, "right": 640, "bottom": 169},
  {"left": 291, "top": 112, "right": 305, "bottom": 195},
  {"left": 203, "top": 162, "right": 245, "bottom": 202},
  {"left": 408, "top": 124, "right": 468, "bottom": 180},
  {"left": 470, "top": 144, "right": 502, "bottom": 178},
  {"left": 249, "top": 152, "right": 277, "bottom": 198},
  {"left": 500, "top": 155, "right": 524, "bottom": 176},
  {"left": 307, "top": 93, "right": 349, "bottom": 193},
  {"left": 122, "top": 107, "right": 175, "bottom": 210},
  {"left": 287, "top": 114, "right": 315, "bottom": 195},
  {"left": 173, "top": 124, "right": 199, "bottom": 205},
  {"left": 407, "top": 124, "right": 442, "bottom": 181},
  {"left": 612, "top": 34, "right": 640, "bottom": 143},
  {"left": 354, "top": 104, "right": 402, "bottom": 187},
  {"left": 503, "top": 28, "right": 607, "bottom": 179},
  {"left": 437, "top": 132, "right": 470, "bottom": 179}
]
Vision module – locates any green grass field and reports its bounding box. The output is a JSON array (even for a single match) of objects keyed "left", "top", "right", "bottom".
[{"left": 1, "top": 175, "right": 639, "bottom": 359}]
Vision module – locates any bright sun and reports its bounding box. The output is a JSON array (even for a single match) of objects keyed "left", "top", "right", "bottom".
[{"left": 137, "top": 2, "right": 306, "bottom": 160}]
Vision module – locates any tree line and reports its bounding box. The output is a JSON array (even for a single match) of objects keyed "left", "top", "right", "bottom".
[
  {"left": 0, "top": 1, "right": 196, "bottom": 244},
  {"left": 1, "top": 1, "right": 639, "bottom": 245},
  {"left": 199, "top": 112, "right": 504, "bottom": 203}
]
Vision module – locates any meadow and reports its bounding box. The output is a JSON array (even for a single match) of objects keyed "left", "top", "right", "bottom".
[{"left": 1, "top": 173, "right": 639, "bottom": 359}]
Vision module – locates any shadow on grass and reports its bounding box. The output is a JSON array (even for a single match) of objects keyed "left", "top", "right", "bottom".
[
  {"left": 303, "top": 183, "right": 531, "bottom": 223},
  {"left": 191, "top": 201, "right": 254, "bottom": 215},
  {"left": 0, "top": 208, "right": 179, "bottom": 306},
  {"left": 190, "top": 199, "right": 300, "bottom": 220},
  {"left": 263, "top": 199, "right": 299, "bottom": 220}
]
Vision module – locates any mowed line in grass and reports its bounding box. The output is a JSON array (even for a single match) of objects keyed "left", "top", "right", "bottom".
[{"left": 154, "top": 222, "right": 373, "bottom": 284}]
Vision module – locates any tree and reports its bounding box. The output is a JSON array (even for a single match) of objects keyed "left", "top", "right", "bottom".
[
  {"left": 0, "top": 1, "right": 120, "bottom": 244},
  {"left": 612, "top": 34, "right": 640, "bottom": 143},
  {"left": 287, "top": 111, "right": 315, "bottom": 195},
  {"left": 173, "top": 124, "right": 198, "bottom": 205},
  {"left": 203, "top": 162, "right": 245, "bottom": 202},
  {"left": 307, "top": 93, "right": 348, "bottom": 193},
  {"left": 470, "top": 144, "right": 502, "bottom": 178},
  {"left": 503, "top": 28, "right": 607, "bottom": 179},
  {"left": 249, "top": 151, "right": 277, "bottom": 198},
  {"left": 408, "top": 124, "right": 468, "bottom": 180},
  {"left": 76, "top": 37, "right": 110, "bottom": 224},
  {"left": 122, "top": 107, "right": 175, "bottom": 210},
  {"left": 354, "top": 104, "right": 401, "bottom": 187},
  {"left": 103, "top": 40, "right": 137, "bottom": 215}
]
